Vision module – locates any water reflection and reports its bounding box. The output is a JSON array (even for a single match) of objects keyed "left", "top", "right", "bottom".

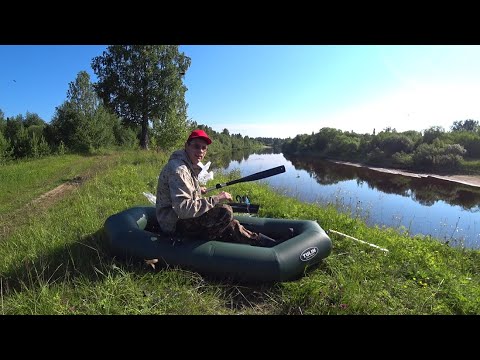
[
  {"left": 218, "top": 150, "right": 480, "bottom": 249},
  {"left": 209, "top": 147, "right": 277, "bottom": 168},
  {"left": 284, "top": 153, "right": 480, "bottom": 212}
]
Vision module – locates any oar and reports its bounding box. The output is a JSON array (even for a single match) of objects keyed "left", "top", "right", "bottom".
[{"left": 205, "top": 165, "right": 286, "bottom": 193}]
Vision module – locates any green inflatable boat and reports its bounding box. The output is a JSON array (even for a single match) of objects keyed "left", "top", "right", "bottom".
[{"left": 103, "top": 206, "right": 332, "bottom": 282}]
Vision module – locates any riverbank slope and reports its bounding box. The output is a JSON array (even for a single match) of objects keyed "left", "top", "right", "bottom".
[{"left": 332, "top": 160, "right": 480, "bottom": 188}]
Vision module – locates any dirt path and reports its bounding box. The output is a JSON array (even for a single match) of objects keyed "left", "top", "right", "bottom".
[
  {"left": 332, "top": 160, "right": 480, "bottom": 188},
  {"left": 28, "top": 176, "right": 85, "bottom": 209},
  {"left": 0, "top": 154, "right": 117, "bottom": 240}
]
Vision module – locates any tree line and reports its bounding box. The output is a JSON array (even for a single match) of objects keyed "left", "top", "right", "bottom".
[
  {"left": 0, "top": 45, "right": 263, "bottom": 164},
  {"left": 282, "top": 120, "right": 480, "bottom": 173}
]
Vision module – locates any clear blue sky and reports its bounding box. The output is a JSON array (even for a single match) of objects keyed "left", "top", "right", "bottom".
[{"left": 2, "top": 45, "right": 480, "bottom": 139}]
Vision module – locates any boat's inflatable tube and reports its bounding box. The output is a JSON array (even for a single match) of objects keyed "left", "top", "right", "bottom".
[{"left": 103, "top": 206, "right": 332, "bottom": 282}]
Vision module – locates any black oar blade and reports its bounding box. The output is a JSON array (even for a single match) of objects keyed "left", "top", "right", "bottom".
[
  {"left": 206, "top": 165, "right": 286, "bottom": 192},
  {"left": 226, "top": 165, "right": 286, "bottom": 186}
]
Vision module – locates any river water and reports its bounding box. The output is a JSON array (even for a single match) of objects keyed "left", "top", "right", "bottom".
[{"left": 217, "top": 151, "right": 480, "bottom": 250}]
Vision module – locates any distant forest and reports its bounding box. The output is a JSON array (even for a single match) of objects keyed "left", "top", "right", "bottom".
[
  {"left": 0, "top": 104, "right": 264, "bottom": 163},
  {"left": 3, "top": 98, "right": 480, "bottom": 176},
  {"left": 281, "top": 120, "right": 480, "bottom": 174}
]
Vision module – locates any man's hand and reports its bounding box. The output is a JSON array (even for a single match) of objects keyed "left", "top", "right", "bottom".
[
  {"left": 217, "top": 191, "right": 233, "bottom": 202},
  {"left": 200, "top": 186, "right": 207, "bottom": 194}
]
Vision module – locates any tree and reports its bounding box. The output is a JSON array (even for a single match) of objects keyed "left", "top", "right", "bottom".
[
  {"left": 68, "top": 71, "right": 116, "bottom": 151},
  {"left": 422, "top": 126, "right": 445, "bottom": 144},
  {"left": 24, "top": 112, "right": 45, "bottom": 127},
  {"left": 448, "top": 131, "right": 480, "bottom": 158},
  {"left": 377, "top": 133, "right": 414, "bottom": 156},
  {"left": 92, "top": 45, "right": 191, "bottom": 150},
  {"left": 0, "top": 131, "right": 12, "bottom": 163},
  {"left": 8, "top": 121, "right": 30, "bottom": 158},
  {"left": 49, "top": 71, "right": 116, "bottom": 153},
  {"left": 0, "top": 109, "right": 6, "bottom": 135},
  {"left": 413, "top": 139, "right": 466, "bottom": 170},
  {"left": 67, "top": 71, "right": 99, "bottom": 118},
  {"left": 451, "top": 119, "right": 479, "bottom": 132}
]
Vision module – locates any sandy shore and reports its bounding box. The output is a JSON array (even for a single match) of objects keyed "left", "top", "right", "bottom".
[{"left": 332, "top": 161, "right": 480, "bottom": 188}]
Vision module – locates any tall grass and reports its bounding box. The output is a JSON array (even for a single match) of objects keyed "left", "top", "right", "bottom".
[
  {"left": 0, "top": 154, "right": 102, "bottom": 215},
  {"left": 1, "top": 150, "right": 479, "bottom": 314}
]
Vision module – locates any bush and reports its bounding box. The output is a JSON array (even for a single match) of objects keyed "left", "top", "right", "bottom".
[{"left": 391, "top": 151, "right": 413, "bottom": 168}]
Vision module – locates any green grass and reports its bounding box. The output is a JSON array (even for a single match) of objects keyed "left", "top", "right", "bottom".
[
  {"left": 1, "top": 150, "right": 479, "bottom": 314},
  {"left": 0, "top": 154, "right": 104, "bottom": 215},
  {"left": 461, "top": 158, "right": 480, "bottom": 174}
]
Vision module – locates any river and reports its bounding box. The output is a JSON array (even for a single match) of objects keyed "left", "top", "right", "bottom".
[{"left": 217, "top": 151, "right": 480, "bottom": 250}]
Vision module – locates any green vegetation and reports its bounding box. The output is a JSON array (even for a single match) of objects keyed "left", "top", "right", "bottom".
[
  {"left": 92, "top": 45, "right": 191, "bottom": 150},
  {"left": 0, "top": 154, "right": 101, "bottom": 214},
  {"left": 0, "top": 46, "right": 262, "bottom": 164},
  {"left": 283, "top": 120, "right": 480, "bottom": 175},
  {"left": 1, "top": 150, "right": 478, "bottom": 315}
]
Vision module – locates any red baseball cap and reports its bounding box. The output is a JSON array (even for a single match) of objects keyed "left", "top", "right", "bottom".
[{"left": 187, "top": 129, "right": 212, "bottom": 145}]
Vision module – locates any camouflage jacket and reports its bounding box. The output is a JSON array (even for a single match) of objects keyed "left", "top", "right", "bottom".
[{"left": 155, "top": 149, "right": 220, "bottom": 234}]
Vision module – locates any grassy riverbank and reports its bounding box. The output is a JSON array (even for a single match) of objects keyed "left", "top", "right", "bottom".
[{"left": 1, "top": 150, "right": 479, "bottom": 314}]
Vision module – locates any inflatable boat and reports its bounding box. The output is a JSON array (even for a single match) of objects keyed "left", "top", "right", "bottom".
[{"left": 103, "top": 206, "right": 332, "bottom": 282}]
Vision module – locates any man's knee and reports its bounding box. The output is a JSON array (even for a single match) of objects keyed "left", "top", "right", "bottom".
[{"left": 215, "top": 204, "right": 234, "bottom": 223}]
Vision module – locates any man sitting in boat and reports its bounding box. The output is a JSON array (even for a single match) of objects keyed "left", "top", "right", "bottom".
[{"left": 155, "top": 129, "right": 276, "bottom": 246}]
